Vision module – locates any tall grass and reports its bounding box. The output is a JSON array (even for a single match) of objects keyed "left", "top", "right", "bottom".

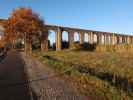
[{"left": 33, "top": 50, "right": 133, "bottom": 100}]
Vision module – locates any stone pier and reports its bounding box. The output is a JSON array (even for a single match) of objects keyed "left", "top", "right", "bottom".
[{"left": 56, "top": 27, "right": 62, "bottom": 51}]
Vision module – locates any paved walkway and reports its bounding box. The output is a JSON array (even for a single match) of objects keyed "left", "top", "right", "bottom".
[
  {"left": 0, "top": 50, "right": 31, "bottom": 100},
  {"left": 22, "top": 52, "right": 88, "bottom": 100},
  {"left": 0, "top": 50, "right": 88, "bottom": 100}
]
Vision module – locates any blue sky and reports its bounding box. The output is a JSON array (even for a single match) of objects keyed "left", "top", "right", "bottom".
[{"left": 0, "top": 0, "right": 133, "bottom": 43}]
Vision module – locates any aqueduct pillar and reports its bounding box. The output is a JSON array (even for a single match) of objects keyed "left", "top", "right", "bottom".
[
  {"left": 80, "top": 32, "right": 84, "bottom": 44},
  {"left": 103, "top": 34, "right": 107, "bottom": 45},
  {"left": 89, "top": 32, "right": 94, "bottom": 44},
  {"left": 41, "top": 33, "right": 48, "bottom": 52},
  {"left": 56, "top": 27, "right": 62, "bottom": 51},
  {"left": 127, "top": 36, "right": 130, "bottom": 44},
  {"left": 68, "top": 31, "right": 74, "bottom": 49}
]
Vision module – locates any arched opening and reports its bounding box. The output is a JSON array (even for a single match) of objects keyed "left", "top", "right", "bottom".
[
  {"left": 48, "top": 30, "right": 56, "bottom": 50},
  {"left": 84, "top": 33, "right": 89, "bottom": 43},
  {"left": 74, "top": 32, "right": 80, "bottom": 43},
  {"left": 62, "top": 31, "right": 69, "bottom": 49},
  {"left": 72, "top": 32, "right": 80, "bottom": 49},
  {"left": 83, "top": 33, "right": 89, "bottom": 49}
]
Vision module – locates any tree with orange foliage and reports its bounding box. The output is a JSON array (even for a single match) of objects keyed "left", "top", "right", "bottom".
[{"left": 4, "top": 7, "right": 48, "bottom": 52}]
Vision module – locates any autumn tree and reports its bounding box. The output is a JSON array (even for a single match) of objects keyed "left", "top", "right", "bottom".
[{"left": 4, "top": 7, "right": 48, "bottom": 52}]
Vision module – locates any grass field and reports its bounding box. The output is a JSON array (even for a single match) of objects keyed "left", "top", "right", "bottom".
[{"left": 33, "top": 50, "right": 133, "bottom": 100}]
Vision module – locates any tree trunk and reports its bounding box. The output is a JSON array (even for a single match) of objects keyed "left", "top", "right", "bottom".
[
  {"left": 24, "top": 33, "right": 32, "bottom": 54},
  {"left": 41, "top": 39, "right": 48, "bottom": 52},
  {"left": 13, "top": 39, "right": 16, "bottom": 49}
]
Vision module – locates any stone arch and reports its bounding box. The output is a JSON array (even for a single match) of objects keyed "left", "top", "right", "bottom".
[
  {"left": 84, "top": 33, "right": 89, "bottom": 43},
  {"left": 62, "top": 31, "right": 69, "bottom": 49},
  {"left": 74, "top": 32, "right": 80, "bottom": 43},
  {"left": 48, "top": 30, "right": 56, "bottom": 50}
]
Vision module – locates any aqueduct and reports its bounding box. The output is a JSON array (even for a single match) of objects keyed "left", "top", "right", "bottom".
[
  {"left": 0, "top": 19, "right": 133, "bottom": 52},
  {"left": 45, "top": 25, "right": 133, "bottom": 51}
]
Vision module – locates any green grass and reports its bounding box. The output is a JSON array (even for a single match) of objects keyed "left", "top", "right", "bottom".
[{"left": 33, "top": 50, "right": 133, "bottom": 100}]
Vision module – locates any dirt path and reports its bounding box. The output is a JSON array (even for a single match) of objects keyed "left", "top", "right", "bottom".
[{"left": 21, "top": 52, "right": 89, "bottom": 100}]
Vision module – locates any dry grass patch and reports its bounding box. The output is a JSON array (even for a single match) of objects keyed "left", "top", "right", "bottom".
[{"left": 33, "top": 50, "right": 133, "bottom": 100}]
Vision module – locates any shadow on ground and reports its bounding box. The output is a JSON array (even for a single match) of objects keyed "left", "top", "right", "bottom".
[{"left": 0, "top": 50, "right": 38, "bottom": 100}]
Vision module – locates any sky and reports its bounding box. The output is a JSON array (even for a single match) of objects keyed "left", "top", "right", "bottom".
[{"left": 0, "top": 0, "right": 133, "bottom": 43}]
